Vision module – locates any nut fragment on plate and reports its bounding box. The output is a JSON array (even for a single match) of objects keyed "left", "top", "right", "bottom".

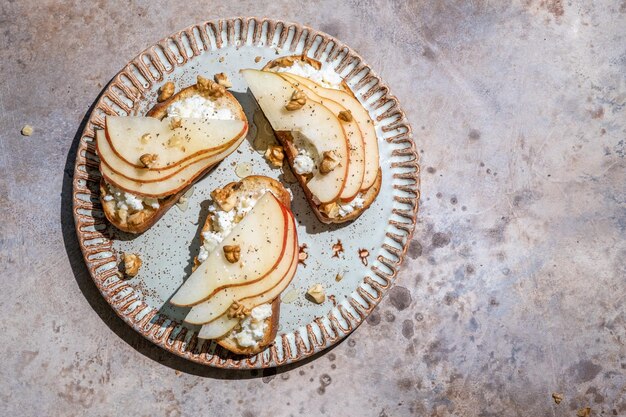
[
  {"left": 158, "top": 81, "right": 175, "bottom": 102},
  {"left": 320, "top": 150, "right": 340, "bottom": 174},
  {"left": 335, "top": 272, "right": 344, "bottom": 282},
  {"left": 264, "top": 144, "right": 284, "bottom": 168},
  {"left": 122, "top": 253, "right": 142, "bottom": 277},
  {"left": 298, "top": 244, "right": 309, "bottom": 267},
  {"left": 169, "top": 117, "right": 182, "bottom": 130},
  {"left": 551, "top": 393, "right": 563, "bottom": 405},
  {"left": 223, "top": 245, "right": 241, "bottom": 263},
  {"left": 577, "top": 407, "right": 591, "bottom": 417},
  {"left": 319, "top": 201, "right": 339, "bottom": 218},
  {"left": 21, "top": 125, "right": 33, "bottom": 136},
  {"left": 358, "top": 248, "right": 370, "bottom": 266},
  {"left": 285, "top": 90, "right": 306, "bottom": 111},
  {"left": 338, "top": 110, "right": 353, "bottom": 122},
  {"left": 211, "top": 187, "right": 237, "bottom": 211},
  {"left": 307, "top": 284, "right": 325, "bottom": 304},
  {"left": 213, "top": 72, "right": 232, "bottom": 88},
  {"left": 331, "top": 240, "right": 344, "bottom": 258},
  {"left": 197, "top": 75, "right": 225, "bottom": 98},
  {"left": 227, "top": 301, "right": 250, "bottom": 319},
  {"left": 139, "top": 153, "right": 158, "bottom": 168},
  {"left": 140, "top": 133, "right": 152, "bottom": 144}
]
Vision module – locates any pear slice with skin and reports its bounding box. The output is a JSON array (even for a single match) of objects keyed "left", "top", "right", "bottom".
[
  {"left": 185, "top": 210, "right": 297, "bottom": 325},
  {"left": 276, "top": 72, "right": 380, "bottom": 191},
  {"left": 169, "top": 193, "right": 290, "bottom": 307},
  {"left": 242, "top": 69, "right": 349, "bottom": 204},
  {"left": 100, "top": 133, "right": 245, "bottom": 198},
  {"left": 197, "top": 232, "right": 299, "bottom": 339},
  {"left": 96, "top": 130, "right": 228, "bottom": 183},
  {"left": 278, "top": 73, "right": 365, "bottom": 201},
  {"left": 105, "top": 116, "right": 247, "bottom": 170}
]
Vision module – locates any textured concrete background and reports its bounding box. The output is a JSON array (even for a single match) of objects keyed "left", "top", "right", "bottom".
[{"left": 1, "top": 1, "right": 625, "bottom": 416}]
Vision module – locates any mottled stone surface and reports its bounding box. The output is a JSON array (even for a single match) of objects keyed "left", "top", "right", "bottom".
[{"left": 1, "top": 1, "right": 625, "bottom": 416}]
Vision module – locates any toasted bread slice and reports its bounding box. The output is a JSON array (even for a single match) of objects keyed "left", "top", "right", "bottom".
[
  {"left": 262, "top": 55, "right": 382, "bottom": 224},
  {"left": 195, "top": 176, "right": 292, "bottom": 356},
  {"left": 100, "top": 75, "right": 247, "bottom": 234}
]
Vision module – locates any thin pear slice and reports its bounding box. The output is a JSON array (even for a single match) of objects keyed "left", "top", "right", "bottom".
[
  {"left": 105, "top": 116, "right": 247, "bottom": 169},
  {"left": 100, "top": 134, "right": 245, "bottom": 198},
  {"left": 170, "top": 193, "right": 289, "bottom": 307},
  {"left": 198, "top": 238, "right": 299, "bottom": 339},
  {"left": 278, "top": 72, "right": 380, "bottom": 191},
  {"left": 185, "top": 211, "right": 297, "bottom": 325},
  {"left": 242, "top": 69, "right": 349, "bottom": 203},
  {"left": 96, "top": 130, "right": 227, "bottom": 183},
  {"left": 279, "top": 73, "right": 365, "bottom": 201}
]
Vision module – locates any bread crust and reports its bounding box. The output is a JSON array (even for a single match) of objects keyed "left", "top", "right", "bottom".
[
  {"left": 263, "top": 55, "right": 382, "bottom": 223},
  {"left": 100, "top": 78, "right": 246, "bottom": 234},
  {"left": 197, "top": 176, "right": 291, "bottom": 356}
]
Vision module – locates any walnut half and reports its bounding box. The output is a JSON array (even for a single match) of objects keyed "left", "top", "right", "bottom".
[
  {"left": 197, "top": 75, "right": 226, "bottom": 98},
  {"left": 227, "top": 301, "right": 250, "bottom": 319},
  {"left": 319, "top": 201, "right": 339, "bottom": 218},
  {"left": 123, "top": 253, "right": 142, "bottom": 277},
  {"left": 285, "top": 90, "right": 306, "bottom": 111},
  {"left": 223, "top": 245, "right": 241, "bottom": 263},
  {"left": 319, "top": 150, "right": 340, "bottom": 174},
  {"left": 264, "top": 144, "right": 285, "bottom": 168},
  {"left": 211, "top": 187, "right": 237, "bottom": 212},
  {"left": 139, "top": 153, "right": 158, "bottom": 168}
]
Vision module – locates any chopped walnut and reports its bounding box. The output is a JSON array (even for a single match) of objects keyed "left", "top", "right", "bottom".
[
  {"left": 128, "top": 210, "right": 149, "bottom": 226},
  {"left": 123, "top": 253, "right": 142, "bottom": 277},
  {"left": 140, "top": 133, "right": 152, "bottom": 144},
  {"left": 213, "top": 72, "right": 232, "bottom": 88},
  {"left": 285, "top": 90, "right": 306, "bottom": 111},
  {"left": 307, "top": 284, "right": 325, "bottom": 304},
  {"left": 211, "top": 187, "right": 237, "bottom": 211},
  {"left": 197, "top": 75, "right": 226, "bottom": 98},
  {"left": 169, "top": 117, "right": 182, "bottom": 130},
  {"left": 298, "top": 244, "right": 309, "bottom": 267},
  {"left": 139, "top": 153, "right": 158, "bottom": 168},
  {"left": 551, "top": 393, "right": 563, "bottom": 405},
  {"left": 264, "top": 144, "right": 284, "bottom": 168},
  {"left": 254, "top": 56, "right": 262, "bottom": 63},
  {"left": 227, "top": 301, "right": 250, "bottom": 319},
  {"left": 335, "top": 272, "right": 344, "bottom": 282},
  {"left": 331, "top": 240, "right": 344, "bottom": 258},
  {"left": 338, "top": 110, "right": 353, "bottom": 122},
  {"left": 21, "top": 125, "right": 33, "bottom": 136},
  {"left": 223, "top": 245, "right": 241, "bottom": 263},
  {"left": 319, "top": 201, "right": 339, "bottom": 218},
  {"left": 358, "top": 248, "right": 370, "bottom": 266},
  {"left": 158, "top": 81, "right": 175, "bottom": 102},
  {"left": 577, "top": 408, "right": 591, "bottom": 417},
  {"left": 319, "top": 150, "right": 340, "bottom": 174},
  {"left": 271, "top": 56, "right": 295, "bottom": 68},
  {"left": 116, "top": 208, "right": 128, "bottom": 224}
]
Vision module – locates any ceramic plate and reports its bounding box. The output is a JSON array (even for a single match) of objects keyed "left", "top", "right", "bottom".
[{"left": 72, "top": 17, "right": 420, "bottom": 369}]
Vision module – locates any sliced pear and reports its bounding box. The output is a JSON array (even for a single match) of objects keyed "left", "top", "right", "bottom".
[
  {"left": 101, "top": 134, "right": 245, "bottom": 198},
  {"left": 96, "top": 130, "right": 228, "bottom": 183},
  {"left": 170, "top": 193, "right": 289, "bottom": 307},
  {"left": 242, "top": 69, "right": 349, "bottom": 203},
  {"left": 277, "top": 73, "right": 380, "bottom": 191},
  {"left": 185, "top": 211, "right": 297, "bottom": 325},
  {"left": 279, "top": 73, "right": 365, "bottom": 201},
  {"left": 198, "top": 237, "right": 299, "bottom": 339},
  {"left": 105, "top": 116, "right": 247, "bottom": 170}
]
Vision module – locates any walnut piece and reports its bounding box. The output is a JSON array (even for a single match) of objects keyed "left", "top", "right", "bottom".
[
  {"left": 358, "top": 248, "right": 370, "bottom": 266},
  {"left": 227, "top": 301, "right": 250, "bottom": 319},
  {"left": 264, "top": 144, "right": 284, "bottom": 168},
  {"left": 285, "top": 90, "right": 306, "bottom": 111},
  {"left": 271, "top": 56, "right": 295, "bottom": 68},
  {"left": 254, "top": 56, "right": 262, "bottom": 63},
  {"left": 338, "top": 110, "right": 353, "bottom": 122},
  {"left": 139, "top": 153, "right": 158, "bottom": 168},
  {"left": 307, "top": 284, "right": 325, "bottom": 304},
  {"left": 577, "top": 408, "right": 591, "bottom": 417},
  {"left": 298, "top": 244, "right": 309, "bottom": 266},
  {"left": 169, "top": 117, "right": 182, "bottom": 130},
  {"left": 331, "top": 240, "right": 344, "bottom": 258},
  {"left": 319, "top": 150, "right": 340, "bottom": 174},
  {"left": 319, "top": 201, "right": 339, "bottom": 218},
  {"left": 551, "top": 393, "right": 563, "bottom": 405},
  {"left": 140, "top": 133, "right": 152, "bottom": 144},
  {"left": 213, "top": 72, "right": 232, "bottom": 88},
  {"left": 116, "top": 208, "right": 129, "bottom": 224},
  {"left": 123, "top": 253, "right": 142, "bottom": 277},
  {"left": 211, "top": 187, "right": 237, "bottom": 212},
  {"left": 158, "top": 81, "right": 175, "bottom": 102},
  {"left": 21, "top": 125, "right": 33, "bottom": 136},
  {"left": 223, "top": 245, "right": 241, "bottom": 263},
  {"left": 128, "top": 210, "right": 149, "bottom": 226},
  {"left": 197, "top": 75, "right": 226, "bottom": 98}
]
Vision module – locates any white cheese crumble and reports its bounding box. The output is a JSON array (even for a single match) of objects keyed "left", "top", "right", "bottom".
[
  {"left": 103, "top": 183, "right": 160, "bottom": 211},
  {"left": 230, "top": 303, "right": 272, "bottom": 347},
  {"left": 290, "top": 132, "right": 319, "bottom": 175},
  {"left": 197, "top": 188, "right": 272, "bottom": 263},
  {"left": 338, "top": 193, "right": 365, "bottom": 217},
  {"left": 166, "top": 95, "right": 236, "bottom": 120},
  {"left": 274, "top": 60, "right": 344, "bottom": 89}
]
